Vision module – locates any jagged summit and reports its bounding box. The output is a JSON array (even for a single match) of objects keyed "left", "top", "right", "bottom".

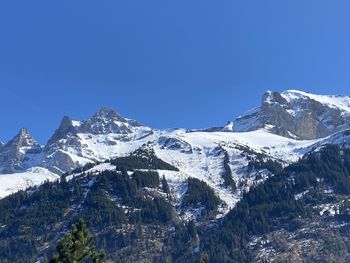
[
  {"left": 42, "top": 107, "right": 152, "bottom": 174},
  {"left": 262, "top": 90, "right": 288, "bottom": 105},
  {"left": 18, "top": 127, "right": 28, "bottom": 137},
  {"left": 59, "top": 116, "right": 75, "bottom": 129},
  {"left": 46, "top": 116, "right": 76, "bottom": 146},
  {"left": 47, "top": 107, "right": 144, "bottom": 145},
  {"left": 0, "top": 128, "right": 42, "bottom": 173},
  {"left": 79, "top": 107, "right": 142, "bottom": 135},
  {"left": 93, "top": 106, "right": 123, "bottom": 120},
  {"left": 6, "top": 128, "right": 40, "bottom": 151},
  {"left": 234, "top": 89, "right": 350, "bottom": 140}
]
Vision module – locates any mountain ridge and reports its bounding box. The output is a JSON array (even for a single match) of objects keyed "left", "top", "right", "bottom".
[
  {"left": 2, "top": 90, "right": 350, "bottom": 262},
  {"left": 0, "top": 89, "right": 350, "bottom": 206},
  {"left": 234, "top": 89, "right": 350, "bottom": 139}
]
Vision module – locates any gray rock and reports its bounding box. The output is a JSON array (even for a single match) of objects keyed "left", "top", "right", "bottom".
[
  {"left": 42, "top": 150, "right": 78, "bottom": 175},
  {"left": 79, "top": 107, "right": 141, "bottom": 135},
  {"left": 0, "top": 128, "right": 42, "bottom": 173},
  {"left": 234, "top": 90, "right": 350, "bottom": 140},
  {"left": 46, "top": 116, "right": 77, "bottom": 146}
]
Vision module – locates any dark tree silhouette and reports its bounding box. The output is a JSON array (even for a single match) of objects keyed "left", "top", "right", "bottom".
[
  {"left": 161, "top": 175, "right": 170, "bottom": 195},
  {"left": 50, "top": 219, "right": 105, "bottom": 263}
]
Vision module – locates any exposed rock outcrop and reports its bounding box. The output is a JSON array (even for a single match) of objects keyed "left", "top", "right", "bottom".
[
  {"left": 234, "top": 90, "right": 350, "bottom": 140},
  {"left": 0, "top": 128, "right": 42, "bottom": 173},
  {"left": 41, "top": 107, "right": 152, "bottom": 174}
]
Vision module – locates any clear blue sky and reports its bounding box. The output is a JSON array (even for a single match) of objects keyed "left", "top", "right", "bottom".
[{"left": 1, "top": 0, "right": 350, "bottom": 143}]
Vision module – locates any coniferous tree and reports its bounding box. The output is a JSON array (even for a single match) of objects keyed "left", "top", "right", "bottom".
[
  {"left": 187, "top": 220, "right": 197, "bottom": 238},
  {"left": 50, "top": 219, "right": 105, "bottom": 263},
  {"left": 161, "top": 175, "right": 170, "bottom": 196}
]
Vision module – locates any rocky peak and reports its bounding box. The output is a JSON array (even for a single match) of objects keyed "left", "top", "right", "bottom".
[
  {"left": 18, "top": 127, "right": 27, "bottom": 137},
  {"left": 10, "top": 128, "right": 39, "bottom": 148},
  {"left": 234, "top": 90, "right": 350, "bottom": 140},
  {"left": 59, "top": 116, "right": 74, "bottom": 130},
  {"left": 79, "top": 107, "right": 141, "bottom": 135},
  {"left": 0, "top": 128, "right": 42, "bottom": 173},
  {"left": 46, "top": 116, "right": 77, "bottom": 146},
  {"left": 47, "top": 107, "right": 144, "bottom": 143},
  {"left": 41, "top": 107, "right": 151, "bottom": 174},
  {"left": 263, "top": 90, "right": 288, "bottom": 105},
  {"left": 93, "top": 107, "right": 124, "bottom": 120}
]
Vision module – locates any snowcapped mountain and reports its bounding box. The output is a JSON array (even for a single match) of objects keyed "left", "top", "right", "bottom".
[
  {"left": 0, "top": 108, "right": 154, "bottom": 198},
  {"left": 41, "top": 107, "right": 153, "bottom": 174},
  {"left": 0, "top": 128, "right": 42, "bottom": 174},
  {"left": 1, "top": 90, "right": 350, "bottom": 216},
  {"left": 234, "top": 90, "right": 350, "bottom": 140},
  {"left": 0, "top": 127, "right": 326, "bottom": 216},
  {"left": 2, "top": 90, "right": 350, "bottom": 263}
]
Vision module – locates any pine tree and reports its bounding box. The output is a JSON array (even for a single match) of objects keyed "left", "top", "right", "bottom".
[
  {"left": 50, "top": 219, "right": 105, "bottom": 263},
  {"left": 187, "top": 220, "right": 197, "bottom": 238},
  {"left": 161, "top": 175, "right": 170, "bottom": 196}
]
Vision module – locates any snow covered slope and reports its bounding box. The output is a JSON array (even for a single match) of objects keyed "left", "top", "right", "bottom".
[
  {"left": 282, "top": 90, "right": 350, "bottom": 113},
  {"left": 0, "top": 167, "right": 59, "bottom": 199},
  {"left": 306, "top": 129, "right": 350, "bottom": 152},
  {"left": 152, "top": 129, "right": 319, "bottom": 216},
  {"left": 40, "top": 127, "right": 321, "bottom": 218}
]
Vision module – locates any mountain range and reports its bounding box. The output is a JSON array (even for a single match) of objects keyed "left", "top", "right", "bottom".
[
  {"left": 2, "top": 89, "right": 350, "bottom": 262},
  {"left": 1, "top": 90, "right": 350, "bottom": 203}
]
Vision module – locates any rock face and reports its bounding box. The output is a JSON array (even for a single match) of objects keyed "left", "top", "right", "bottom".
[
  {"left": 0, "top": 128, "right": 42, "bottom": 173},
  {"left": 234, "top": 90, "right": 350, "bottom": 140}
]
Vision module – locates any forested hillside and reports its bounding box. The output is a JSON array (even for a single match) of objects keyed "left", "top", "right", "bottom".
[
  {"left": 2, "top": 145, "right": 350, "bottom": 262},
  {"left": 200, "top": 145, "right": 350, "bottom": 262}
]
